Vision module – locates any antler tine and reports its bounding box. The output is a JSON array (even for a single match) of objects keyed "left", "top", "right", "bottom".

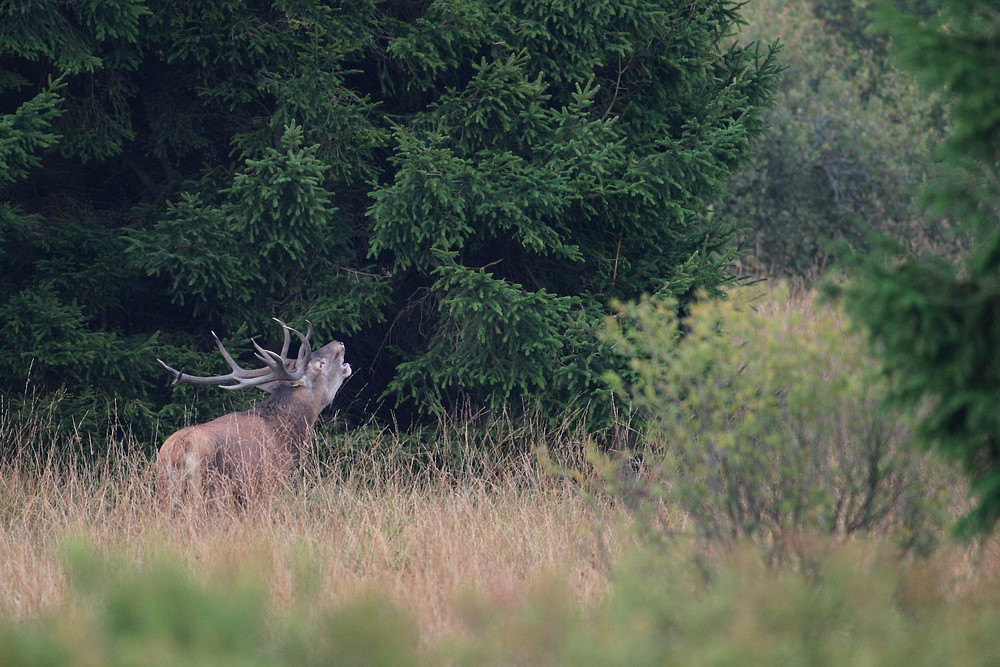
[
  {"left": 271, "top": 319, "right": 311, "bottom": 357},
  {"left": 158, "top": 318, "right": 315, "bottom": 391},
  {"left": 157, "top": 356, "right": 263, "bottom": 389},
  {"left": 156, "top": 358, "right": 185, "bottom": 386},
  {"left": 293, "top": 320, "right": 313, "bottom": 370},
  {"left": 251, "top": 337, "right": 294, "bottom": 375},
  {"left": 272, "top": 318, "right": 312, "bottom": 347},
  {"left": 211, "top": 331, "right": 273, "bottom": 379},
  {"left": 292, "top": 319, "right": 313, "bottom": 361},
  {"left": 248, "top": 319, "right": 313, "bottom": 383},
  {"left": 270, "top": 318, "right": 312, "bottom": 363},
  {"left": 276, "top": 323, "right": 291, "bottom": 359}
]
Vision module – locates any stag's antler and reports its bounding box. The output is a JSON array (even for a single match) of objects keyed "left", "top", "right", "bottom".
[{"left": 158, "top": 319, "right": 313, "bottom": 390}]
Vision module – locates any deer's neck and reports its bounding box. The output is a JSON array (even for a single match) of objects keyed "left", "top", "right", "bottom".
[{"left": 253, "top": 387, "right": 320, "bottom": 450}]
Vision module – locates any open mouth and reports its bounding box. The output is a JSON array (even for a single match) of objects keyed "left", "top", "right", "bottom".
[{"left": 342, "top": 362, "right": 352, "bottom": 377}]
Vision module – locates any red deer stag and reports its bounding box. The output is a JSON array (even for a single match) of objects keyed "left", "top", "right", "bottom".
[{"left": 155, "top": 319, "right": 351, "bottom": 509}]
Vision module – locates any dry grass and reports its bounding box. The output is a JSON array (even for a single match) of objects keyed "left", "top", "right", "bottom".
[
  {"left": 0, "top": 423, "right": 631, "bottom": 648},
  {"left": 6, "top": 286, "right": 1000, "bottom": 663}
]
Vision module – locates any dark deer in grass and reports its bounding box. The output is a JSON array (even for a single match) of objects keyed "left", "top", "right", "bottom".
[{"left": 156, "top": 319, "right": 351, "bottom": 509}]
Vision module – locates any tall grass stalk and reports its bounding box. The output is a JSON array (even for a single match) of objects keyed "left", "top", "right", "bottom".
[{"left": 0, "top": 409, "right": 629, "bottom": 647}]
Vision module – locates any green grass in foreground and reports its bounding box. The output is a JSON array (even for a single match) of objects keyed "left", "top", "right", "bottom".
[{"left": 4, "top": 538, "right": 1000, "bottom": 666}]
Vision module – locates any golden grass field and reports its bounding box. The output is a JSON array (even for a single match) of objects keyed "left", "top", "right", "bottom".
[
  {"left": 0, "top": 427, "right": 631, "bottom": 649},
  {"left": 5, "top": 288, "right": 1000, "bottom": 664}
]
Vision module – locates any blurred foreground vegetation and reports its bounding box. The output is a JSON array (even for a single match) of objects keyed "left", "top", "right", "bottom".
[{"left": 4, "top": 537, "right": 1000, "bottom": 665}]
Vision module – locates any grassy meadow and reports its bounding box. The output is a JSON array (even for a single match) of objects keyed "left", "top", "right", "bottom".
[
  {"left": 0, "top": 422, "right": 627, "bottom": 645},
  {"left": 4, "top": 287, "right": 1000, "bottom": 665}
]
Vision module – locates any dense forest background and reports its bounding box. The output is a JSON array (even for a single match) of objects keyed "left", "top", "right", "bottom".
[
  {"left": 0, "top": 0, "right": 976, "bottom": 453},
  {"left": 1, "top": 0, "right": 783, "bottom": 443}
]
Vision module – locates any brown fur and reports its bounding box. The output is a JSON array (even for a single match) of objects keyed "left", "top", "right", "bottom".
[{"left": 156, "top": 337, "right": 351, "bottom": 511}]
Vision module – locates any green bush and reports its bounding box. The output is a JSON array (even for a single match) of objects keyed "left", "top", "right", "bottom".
[{"left": 602, "top": 286, "right": 958, "bottom": 552}]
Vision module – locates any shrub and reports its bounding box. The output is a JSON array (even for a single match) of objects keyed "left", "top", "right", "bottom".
[
  {"left": 447, "top": 539, "right": 1000, "bottom": 666},
  {"left": 602, "top": 286, "right": 959, "bottom": 553}
]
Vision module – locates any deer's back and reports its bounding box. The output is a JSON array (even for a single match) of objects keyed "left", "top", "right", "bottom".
[{"left": 157, "top": 411, "right": 294, "bottom": 506}]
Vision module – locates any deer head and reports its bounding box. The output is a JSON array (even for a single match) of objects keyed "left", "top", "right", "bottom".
[{"left": 156, "top": 319, "right": 351, "bottom": 511}]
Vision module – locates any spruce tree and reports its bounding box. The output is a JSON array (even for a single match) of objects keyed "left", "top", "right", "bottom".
[
  {"left": 367, "top": 2, "right": 781, "bottom": 415},
  {"left": 0, "top": 0, "right": 779, "bottom": 447},
  {"left": 839, "top": 0, "right": 1000, "bottom": 535}
]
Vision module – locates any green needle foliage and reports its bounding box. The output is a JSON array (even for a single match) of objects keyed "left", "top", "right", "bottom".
[
  {"left": 837, "top": 0, "right": 1000, "bottom": 536},
  {"left": 0, "top": 0, "right": 779, "bottom": 448}
]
